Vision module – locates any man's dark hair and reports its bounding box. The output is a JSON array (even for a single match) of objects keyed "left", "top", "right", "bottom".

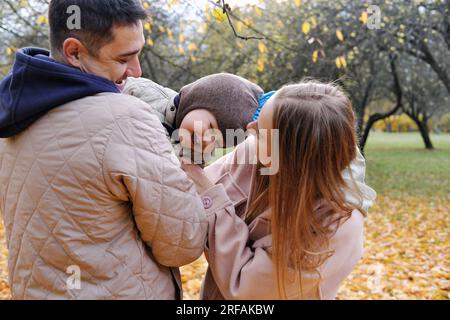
[{"left": 49, "top": 0, "right": 148, "bottom": 57}]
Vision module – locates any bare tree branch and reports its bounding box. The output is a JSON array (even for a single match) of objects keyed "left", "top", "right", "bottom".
[{"left": 210, "top": 0, "right": 264, "bottom": 41}]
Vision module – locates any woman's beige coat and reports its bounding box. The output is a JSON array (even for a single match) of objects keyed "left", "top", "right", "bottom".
[{"left": 201, "top": 136, "right": 376, "bottom": 299}]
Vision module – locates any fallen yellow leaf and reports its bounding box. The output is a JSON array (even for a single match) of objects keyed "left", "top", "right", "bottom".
[{"left": 302, "top": 21, "right": 310, "bottom": 34}]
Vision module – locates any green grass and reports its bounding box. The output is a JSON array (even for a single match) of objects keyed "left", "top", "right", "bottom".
[{"left": 364, "top": 132, "right": 450, "bottom": 198}]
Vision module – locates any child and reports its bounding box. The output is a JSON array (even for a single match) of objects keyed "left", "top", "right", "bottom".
[{"left": 123, "top": 73, "right": 266, "bottom": 164}]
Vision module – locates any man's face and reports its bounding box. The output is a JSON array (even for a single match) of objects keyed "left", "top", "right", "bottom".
[{"left": 76, "top": 21, "right": 145, "bottom": 90}]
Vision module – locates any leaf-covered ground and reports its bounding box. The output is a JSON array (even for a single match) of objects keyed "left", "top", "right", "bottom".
[
  {"left": 0, "top": 133, "right": 449, "bottom": 300},
  {"left": 179, "top": 195, "right": 449, "bottom": 300},
  {"left": 0, "top": 220, "right": 9, "bottom": 300}
]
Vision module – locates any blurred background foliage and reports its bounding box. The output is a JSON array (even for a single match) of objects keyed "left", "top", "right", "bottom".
[{"left": 0, "top": 0, "right": 449, "bottom": 150}]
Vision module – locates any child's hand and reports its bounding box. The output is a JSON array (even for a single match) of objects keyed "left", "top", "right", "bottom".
[
  {"left": 178, "top": 130, "right": 217, "bottom": 167},
  {"left": 181, "top": 161, "right": 214, "bottom": 194},
  {"left": 179, "top": 131, "right": 217, "bottom": 155}
]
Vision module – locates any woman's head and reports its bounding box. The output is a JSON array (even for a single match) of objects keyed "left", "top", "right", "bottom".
[
  {"left": 249, "top": 81, "right": 357, "bottom": 171},
  {"left": 246, "top": 80, "right": 361, "bottom": 297}
]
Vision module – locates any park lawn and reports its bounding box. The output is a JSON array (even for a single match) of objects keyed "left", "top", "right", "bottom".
[
  {"left": 364, "top": 132, "right": 450, "bottom": 198},
  {"left": 1, "top": 132, "right": 449, "bottom": 299},
  {"left": 333, "top": 132, "right": 449, "bottom": 299}
]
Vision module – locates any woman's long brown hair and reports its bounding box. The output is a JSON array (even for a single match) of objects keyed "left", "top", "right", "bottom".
[{"left": 245, "top": 81, "right": 363, "bottom": 298}]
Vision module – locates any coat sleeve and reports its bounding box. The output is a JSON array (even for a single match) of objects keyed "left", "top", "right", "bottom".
[
  {"left": 122, "top": 77, "right": 177, "bottom": 125},
  {"left": 205, "top": 135, "right": 256, "bottom": 185},
  {"left": 342, "top": 147, "right": 377, "bottom": 212},
  {"left": 204, "top": 149, "right": 235, "bottom": 184},
  {"left": 101, "top": 104, "right": 208, "bottom": 267},
  {"left": 203, "top": 184, "right": 322, "bottom": 300}
]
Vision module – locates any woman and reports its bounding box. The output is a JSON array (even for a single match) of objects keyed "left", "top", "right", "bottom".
[{"left": 183, "top": 80, "right": 376, "bottom": 300}]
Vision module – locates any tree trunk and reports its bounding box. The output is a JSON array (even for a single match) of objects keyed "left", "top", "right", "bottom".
[
  {"left": 418, "top": 40, "right": 450, "bottom": 94},
  {"left": 409, "top": 115, "right": 434, "bottom": 149},
  {"left": 359, "top": 117, "right": 375, "bottom": 153},
  {"left": 355, "top": 79, "right": 374, "bottom": 144},
  {"left": 356, "top": 108, "right": 365, "bottom": 143},
  {"left": 419, "top": 122, "right": 434, "bottom": 149},
  {"left": 359, "top": 56, "right": 402, "bottom": 153}
]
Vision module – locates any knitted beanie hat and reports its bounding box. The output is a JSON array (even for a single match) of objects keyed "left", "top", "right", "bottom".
[{"left": 175, "top": 73, "right": 264, "bottom": 142}]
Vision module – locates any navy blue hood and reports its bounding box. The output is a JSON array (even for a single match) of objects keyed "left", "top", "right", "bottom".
[{"left": 0, "top": 47, "right": 120, "bottom": 138}]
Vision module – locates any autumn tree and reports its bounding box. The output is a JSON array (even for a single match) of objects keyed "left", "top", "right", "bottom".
[
  {"left": 1, "top": 0, "right": 448, "bottom": 150},
  {"left": 398, "top": 55, "right": 449, "bottom": 149},
  {"left": 0, "top": 0, "right": 50, "bottom": 76}
]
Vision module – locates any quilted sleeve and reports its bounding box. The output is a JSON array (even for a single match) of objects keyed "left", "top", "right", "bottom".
[
  {"left": 101, "top": 105, "right": 208, "bottom": 267},
  {"left": 204, "top": 184, "right": 322, "bottom": 299},
  {"left": 342, "top": 147, "right": 377, "bottom": 212},
  {"left": 122, "top": 77, "right": 177, "bottom": 124}
]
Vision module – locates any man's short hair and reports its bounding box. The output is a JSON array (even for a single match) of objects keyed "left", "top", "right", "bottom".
[{"left": 49, "top": 0, "right": 148, "bottom": 57}]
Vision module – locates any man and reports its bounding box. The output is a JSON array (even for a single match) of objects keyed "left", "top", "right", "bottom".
[{"left": 0, "top": 0, "right": 219, "bottom": 299}]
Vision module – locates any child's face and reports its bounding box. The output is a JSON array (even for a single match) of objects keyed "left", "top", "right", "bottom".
[{"left": 179, "top": 109, "right": 220, "bottom": 155}]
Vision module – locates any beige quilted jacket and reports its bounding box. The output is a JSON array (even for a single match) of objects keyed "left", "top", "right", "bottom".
[
  {"left": 122, "top": 77, "right": 178, "bottom": 137},
  {"left": 0, "top": 92, "right": 209, "bottom": 299}
]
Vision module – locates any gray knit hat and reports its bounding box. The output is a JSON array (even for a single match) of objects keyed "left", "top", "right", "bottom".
[{"left": 175, "top": 73, "right": 263, "bottom": 143}]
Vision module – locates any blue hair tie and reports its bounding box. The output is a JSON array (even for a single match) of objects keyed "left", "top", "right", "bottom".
[{"left": 252, "top": 91, "right": 276, "bottom": 121}]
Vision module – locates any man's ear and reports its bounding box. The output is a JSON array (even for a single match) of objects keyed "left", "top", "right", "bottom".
[{"left": 62, "top": 37, "right": 86, "bottom": 68}]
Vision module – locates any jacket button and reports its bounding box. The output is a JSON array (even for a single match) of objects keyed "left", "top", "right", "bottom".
[{"left": 202, "top": 196, "right": 213, "bottom": 209}]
